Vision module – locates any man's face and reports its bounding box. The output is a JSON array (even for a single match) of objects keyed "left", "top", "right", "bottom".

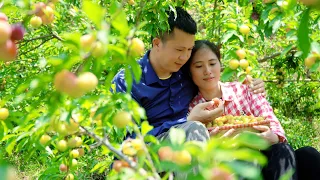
[{"left": 154, "top": 28, "right": 195, "bottom": 73}]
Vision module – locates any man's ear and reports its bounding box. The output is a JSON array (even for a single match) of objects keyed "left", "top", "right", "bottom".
[{"left": 152, "top": 38, "right": 161, "bottom": 48}]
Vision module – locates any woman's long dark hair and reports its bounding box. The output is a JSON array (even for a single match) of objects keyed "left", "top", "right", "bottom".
[{"left": 182, "top": 40, "right": 221, "bottom": 97}]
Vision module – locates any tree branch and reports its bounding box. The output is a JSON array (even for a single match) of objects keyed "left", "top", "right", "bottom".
[
  {"left": 19, "top": 37, "right": 54, "bottom": 56},
  {"left": 80, "top": 125, "right": 137, "bottom": 169},
  {"left": 264, "top": 79, "right": 320, "bottom": 83},
  {"left": 132, "top": 126, "right": 161, "bottom": 180},
  {"left": 258, "top": 47, "right": 297, "bottom": 63},
  {"left": 18, "top": 34, "right": 54, "bottom": 44}
]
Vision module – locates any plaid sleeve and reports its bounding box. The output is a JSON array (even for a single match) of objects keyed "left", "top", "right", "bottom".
[
  {"left": 189, "top": 95, "right": 201, "bottom": 112},
  {"left": 248, "top": 91, "right": 287, "bottom": 143}
]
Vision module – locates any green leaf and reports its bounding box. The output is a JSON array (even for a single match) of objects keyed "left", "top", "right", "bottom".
[
  {"left": 221, "top": 31, "right": 235, "bottom": 43},
  {"left": 144, "top": 135, "right": 159, "bottom": 144},
  {"left": 264, "top": 22, "right": 273, "bottom": 38},
  {"left": 236, "top": 132, "right": 270, "bottom": 150},
  {"left": 311, "top": 42, "right": 320, "bottom": 54},
  {"left": 310, "top": 60, "right": 320, "bottom": 72},
  {"left": 272, "top": 17, "right": 282, "bottom": 34},
  {"left": 221, "top": 68, "right": 235, "bottom": 82},
  {"left": 281, "top": 44, "right": 294, "bottom": 57},
  {"left": 90, "top": 162, "right": 105, "bottom": 173},
  {"left": 184, "top": 141, "right": 205, "bottom": 155},
  {"left": 169, "top": 128, "right": 186, "bottom": 145},
  {"left": 5, "top": 140, "right": 16, "bottom": 155},
  {"left": 82, "top": 1, "right": 105, "bottom": 29},
  {"left": 125, "top": 67, "right": 133, "bottom": 93},
  {"left": 298, "top": 8, "right": 311, "bottom": 59},
  {"left": 226, "top": 161, "right": 262, "bottom": 179},
  {"left": 110, "top": 2, "right": 129, "bottom": 36},
  {"left": 141, "top": 121, "right": 153, "bottom": 136},
  {"left": 238, "top": 73, "right": 247, "bottom": 83},
  {"left": 234, "top": 33, "right": 244, "bottom": 42}
]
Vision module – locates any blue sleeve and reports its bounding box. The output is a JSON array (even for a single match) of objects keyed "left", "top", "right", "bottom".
[{"left": 111, "top": 70, "right": 127, "bottom": 93}]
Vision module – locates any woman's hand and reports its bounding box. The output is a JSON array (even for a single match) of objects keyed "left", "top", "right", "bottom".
[
  {"left": 187, "top": 101, "right": 224, "bottom": 124},
  {"left": 252, "top": 125, "right": 279, "bottom": 145}
]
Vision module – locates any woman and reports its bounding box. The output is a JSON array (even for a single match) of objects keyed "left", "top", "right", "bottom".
[{"left": 186, "top": 40, "right": 320, "bottom": 180}]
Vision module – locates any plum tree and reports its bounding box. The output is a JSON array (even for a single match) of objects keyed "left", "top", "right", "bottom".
[
  {"left": 0, "top": 40, "right": 17, "bottom": 62},
  {"left": 305, "top": 56, "right": 316, "bottom": 68},
  {"left": 229, "top": 60, "right": 240, "bottom": 70},
  {"left": 158, "top": 146, "right": 173, "bottom": 161},
  {"left": 30, "top": 16, "right": 42, "bottom": 28},
  {"left": 77, "top": 148, "right": 85, "bottom": 157},
  {"left": 57, "top": 140, "right": 68, "bottom": 152},
  {"left": 113, "top": 111, "right": 132, "bottom": 128},
  {"left": 239, "top": 59, "right": 249, "bottom": 69},
  {"left": 0, "top": 12, "right": 8, "bottom": 21},
  {"left": 10, "top": 24, "right": 25, "bottom": 41},
  {"left": 71, "top": 159, "right": 78, "bottom": 167},
  {"left": 34, "top": 2, "right": 46, "bottom": 16},
  {"left": 65, "top": 173, "right": 74, "bottom": 180},
  {"left": 39, "top": 134, "right": 51, "bottom": 145},
  {"left": 80, "top": 34, "right": 95, "bottom": 51},
  {"left": 77, "top": 72, "right": 98, "bottom": 93},
  {"left": 70, "top": 149, "right": 80, "bottom": 158},
  {"left": 0, "top": 21, "right": 11, "bottom": 44},
  {"left": 54, "top": 70, "right": 84, "bottom": 98},
  {"left": 236, "top": 49, "right": 246, "bottom": 59},
  {"left": 172, "top": 150, "right": 192, "bottom": 165},
  {"left": 239, "top": 24, "right": 250, "bottom": 35},
  {"left": 59, "top": 164, "right": 68, "bottom": 172},
  {"left": 129, "top": 38, "right": 145, "bottom": 57},
  {"left": 91, "top": 41, "right": 106, "bottom": 58},
  {"left": 0, "top": 108, "right": 9, "bottom": 120}
]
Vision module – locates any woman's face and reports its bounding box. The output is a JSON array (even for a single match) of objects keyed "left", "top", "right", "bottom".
[{"left": 190, "top": 47, "right": 221, "bottom": 90}]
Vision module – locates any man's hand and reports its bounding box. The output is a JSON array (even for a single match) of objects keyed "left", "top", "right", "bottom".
[
  {"left": 187, "top": 101, "right": 224, "bottom": 124},
  {"left": 252, "top": 125, "right": 279, "bottom": 145},
  {"left": 243, "top": 75, "right": 266, "bottom": 96},
  {"left": 250, "top": 79, "right": 266, "bottom": 96}
]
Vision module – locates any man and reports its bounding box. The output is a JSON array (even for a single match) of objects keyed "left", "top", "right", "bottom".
[{"left": 113, "top": 7, "right": 265, "bottom": 142}]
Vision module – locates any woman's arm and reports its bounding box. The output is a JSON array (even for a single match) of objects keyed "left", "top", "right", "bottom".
[{"left": 248, "top": 91, "right": 287, "bottom": 144}]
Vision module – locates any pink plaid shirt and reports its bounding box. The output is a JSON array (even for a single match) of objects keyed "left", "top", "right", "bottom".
[{"left": 189, "top": 82, "right": 287, "bottom": 143}]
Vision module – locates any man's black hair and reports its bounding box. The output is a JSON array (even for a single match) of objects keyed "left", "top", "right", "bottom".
[{"left": 152, "top": 7, "right": 197, "bottom": 43}]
